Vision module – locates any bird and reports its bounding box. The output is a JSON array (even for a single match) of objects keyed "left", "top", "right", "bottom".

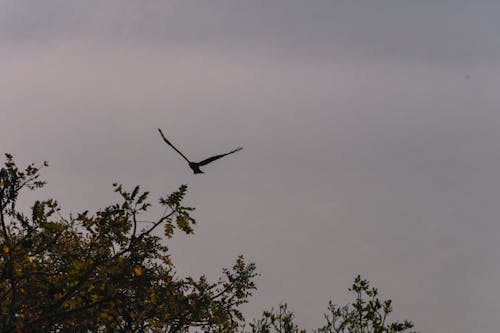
[{"left": 158, "top": 128, "right": 243, "bottom": 174}]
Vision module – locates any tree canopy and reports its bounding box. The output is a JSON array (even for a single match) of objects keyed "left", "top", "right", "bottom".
[
  {"left": 0, "top": 154, "right": 415, "bottom": 333},
  {"left": 0, "top": 154, "right": 257, "bottom": 332},
  {"left": 247, "top": 276, "right": 416, "bottom": 333}
]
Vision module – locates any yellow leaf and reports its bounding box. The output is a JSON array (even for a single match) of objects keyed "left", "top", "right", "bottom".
[
  {"left": 134, "top": 266, "right": 142, "bottom": 276},
  {"left": 2, "top": 246, "right": 9, "bottom": 254},
  {"left": 0, "top": 181, "right": 4, "bottom": 187}
]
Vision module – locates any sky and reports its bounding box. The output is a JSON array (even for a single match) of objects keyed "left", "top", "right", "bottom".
[{"left": 2, "top": 1, "right": 500, "bottom": 331}]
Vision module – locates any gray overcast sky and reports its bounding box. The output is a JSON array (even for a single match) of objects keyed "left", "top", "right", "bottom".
[{"left": 2, "top": 1, "right": 500, "bottom": 332}]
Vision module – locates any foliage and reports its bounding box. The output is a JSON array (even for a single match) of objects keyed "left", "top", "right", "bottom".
[
  {"left": 0, "top": 154, "right": 257, "bottom": 332},
  {"left": 246, "top": 303, "right": 305, "bottom": 333},
  {"left": 247, "top": 276, "right": 416, "bottom": 333},
  {"left": 316, "top": 275, "right": 416, "bottom": 333},
  {"left": 0, "top": 154, "right": 416, "bottom": 333}
]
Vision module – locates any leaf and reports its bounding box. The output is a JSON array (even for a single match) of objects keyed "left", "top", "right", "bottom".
[
  {"left": 137, "top": 191, "right": 149, "bottom": 205},
  {"left": 134, "top": 266, "right": 143, "bottom": 276},
  {"left": 131, "top": 186, "right": 140, "bottom": 199},
  {"left": 176, "top": 214, "right": 194, "bottom": 234},
  {"left": 164, "top": 222, "right": 174, "bottom": 238}
]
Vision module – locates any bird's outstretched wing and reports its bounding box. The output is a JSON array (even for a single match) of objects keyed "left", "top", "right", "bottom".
[
  {"left": 158, "top": 128, "right": 192, "bottom": 163},
  {"left": 197, "top": 147, "right": 243, "bottom": 166}
]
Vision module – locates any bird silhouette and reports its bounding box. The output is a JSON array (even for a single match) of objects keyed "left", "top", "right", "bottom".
[{"left": 158, "top": 128, "right": 243, "bottom": 174}]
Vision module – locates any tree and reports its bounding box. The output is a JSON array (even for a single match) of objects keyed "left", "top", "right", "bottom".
[
  {"left": 246, "top": 303, "right": 305, "bottom": 333},
  {"left": 0, "top": 154, "right": 417, "bottom": 333},
  {"left": 0, "top": 154, "right": 257, "bottom": 332},
  {"left": 246, "top": 276, "right": 416, "bottom": 333}
]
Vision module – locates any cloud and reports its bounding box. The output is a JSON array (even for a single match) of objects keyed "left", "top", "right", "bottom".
[{"left": 2, "top": 0, "right": 500, "bottom": 66}]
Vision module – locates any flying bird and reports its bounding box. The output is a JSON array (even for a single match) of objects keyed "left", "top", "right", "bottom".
[{"left": 158, "top": 128, "right": 243, "bottom": 174}]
